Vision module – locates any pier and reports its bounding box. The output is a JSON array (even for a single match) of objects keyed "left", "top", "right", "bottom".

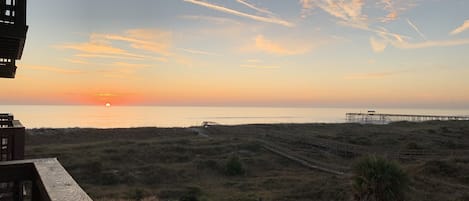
[{"left": 346, "top": 111, "right": 469, "bottom": 124}]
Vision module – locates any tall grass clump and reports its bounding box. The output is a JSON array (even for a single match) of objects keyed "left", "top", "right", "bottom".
[{"left": 352, "top": 155, "right": 409, "bottom": 201}]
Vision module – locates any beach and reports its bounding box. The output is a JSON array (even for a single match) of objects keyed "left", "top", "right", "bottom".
[{"left": 25, "top": 121, "right": 469, "bottom": 201}]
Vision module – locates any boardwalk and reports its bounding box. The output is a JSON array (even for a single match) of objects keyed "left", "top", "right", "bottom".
[{"left": 346, "top": 112, "right": 469, "bottom": 124}]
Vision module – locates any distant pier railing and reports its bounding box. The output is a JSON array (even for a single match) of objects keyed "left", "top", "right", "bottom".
[{"left": 346, "top": 112, "right": 469, "bottom": 124}]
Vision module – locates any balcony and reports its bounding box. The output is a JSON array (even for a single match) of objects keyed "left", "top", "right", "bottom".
[
  {"left": 0, "top": 158, "right": 93, "bottom": 201},
  {"left": 0, "top": 115, "right": 93, "bottom": 201},
  {"left": 0, "top": 0, "right": 29, "bottom": 78}
]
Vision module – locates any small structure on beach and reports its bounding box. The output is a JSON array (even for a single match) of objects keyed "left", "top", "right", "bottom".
[{"left": 346, "top": 111, "right": 469, "bottom": 124}]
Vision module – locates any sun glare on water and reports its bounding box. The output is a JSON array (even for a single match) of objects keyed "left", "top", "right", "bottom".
[{"left": 105, "top": 103, "right": 111, "bottom": 107}]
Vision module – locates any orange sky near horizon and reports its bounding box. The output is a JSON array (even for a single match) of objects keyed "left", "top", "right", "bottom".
[{"left": 1, "top": 0, "right": 469, "bottom": 108}]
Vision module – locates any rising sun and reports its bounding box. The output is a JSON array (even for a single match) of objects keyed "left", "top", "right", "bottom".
[{"left": 105, "top": 103, "right": 111, "bottom": 107}]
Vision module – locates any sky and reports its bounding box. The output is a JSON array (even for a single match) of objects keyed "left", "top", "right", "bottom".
[{"left": 1, "top": 0, "right": 469, "bottom": 108}]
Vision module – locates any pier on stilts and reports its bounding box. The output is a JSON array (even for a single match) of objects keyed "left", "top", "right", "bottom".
[{"left": 346, "top": 111, "right": 469, "bottom": 124}]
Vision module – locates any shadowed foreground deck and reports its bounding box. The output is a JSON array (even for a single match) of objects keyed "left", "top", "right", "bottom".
[{"left": 0, "top": 158, "right": 92, "bottom": 201}]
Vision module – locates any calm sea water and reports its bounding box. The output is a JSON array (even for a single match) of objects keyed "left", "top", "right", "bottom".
[{"left": 1, "top": 105, "right": 468, "bottom": 128}]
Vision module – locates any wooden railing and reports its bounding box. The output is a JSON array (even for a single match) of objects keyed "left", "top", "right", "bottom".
[{"left": 0, "top": 158, "right": 93, "bottom": 201}]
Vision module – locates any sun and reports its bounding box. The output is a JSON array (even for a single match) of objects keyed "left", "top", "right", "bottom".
[{"left": 105, "top": 103, "right": 111, "bottom": 107}]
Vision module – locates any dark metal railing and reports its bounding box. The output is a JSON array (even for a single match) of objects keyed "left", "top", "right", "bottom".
[{"left": 0, "top": 0, "right": 28, "bottom": 78}]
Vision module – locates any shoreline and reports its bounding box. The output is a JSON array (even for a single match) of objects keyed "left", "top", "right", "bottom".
[{"left": 24, "top": 119, "right": 469, "bottom": 130}]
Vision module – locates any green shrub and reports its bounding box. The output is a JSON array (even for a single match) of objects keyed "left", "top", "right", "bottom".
[
  {"left": 225, "top": 155, "right": 245, "bottom": 176},
  {"left": 352, "top": 155, "right": 409, "bottom": 201}
]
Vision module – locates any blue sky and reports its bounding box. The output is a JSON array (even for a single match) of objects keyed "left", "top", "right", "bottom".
[{"left": 2, "top": 0, "right": 469, "bottom": 108}]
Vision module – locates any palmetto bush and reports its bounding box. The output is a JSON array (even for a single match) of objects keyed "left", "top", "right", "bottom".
[{"left": 352, "top": 155, "right": 409, "bottom": 201}]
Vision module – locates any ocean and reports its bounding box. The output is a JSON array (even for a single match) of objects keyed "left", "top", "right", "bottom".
[{"left": 1, "top": 105, "right": 468, "bottom": 128}]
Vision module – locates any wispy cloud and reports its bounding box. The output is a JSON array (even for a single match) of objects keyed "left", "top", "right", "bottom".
[
  {"left": 299, "top": 0, "right": 315, "bottom": 18},
  {"left": 23, "top": 65, "right": 82, "bottom": 74},
  {"left": 60, "top": 41, "right": 144, "bottom": 59},
  {"left": 240, "top": 58, "right": 280, "bottom": 69},
  {"left": 407, "top": 19, "right": 426, "bottom": 40},
  {"left": 180, "top": 15, "right": 241, "bottom": 25},
  {"left": 300, "top": 0, "right": 367, "bottom": 27},
  {"left": 236, "top": 0, "right": 273, "bottom": 16},
  {"left": 370, "top": 36, "right": 387, "bottom": 52},
  {"left": 450, "top": 19, "right": 469, "bottom": 35},
  {"left": 178, "top": 48, "right": 220, "bottom": 56},
  {"left": 65, "top": 58, "right": 89, "bottom": 64},
  {"left": 74, "top": 54, "right": 144, "bottom": 60},
  {"left": 59, "top": 29, "right": 173, "bottom": 70},
  {"left": 254, "top": 35, "right": 311, "bottom": 55},
  {"left": 240, "top": 64, "right": 280, "bottom": 69},
  {"left": 183, "top": 0, "right": 293, "bottom": 27},
  {"left": 378, "top": 0, "right": 418, "bottom": 22},
  {"left": 113, "top": 62, "right": 149, "bottom": 69},
  {"left": 375, "top": 32, "right": 469, "bottom": 49},
  {"left": 393, "top": 39, "right": 469, "bottom": 49},
  {"left": 93, "top": 29, "right": 172, "bottom": 56}
]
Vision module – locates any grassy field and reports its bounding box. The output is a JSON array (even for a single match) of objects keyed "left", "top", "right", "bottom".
[{"left": 25, "top": 121, "right": 469, "bottom": 201}]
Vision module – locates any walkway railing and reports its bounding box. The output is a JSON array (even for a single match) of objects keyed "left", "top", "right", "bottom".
[{"left": 346, "top": 112, "right": 469, "bottom": 124}]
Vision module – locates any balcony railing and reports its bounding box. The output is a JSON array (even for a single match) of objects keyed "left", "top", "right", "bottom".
[
  {"left": 0, "top": 114, "right": 24, "bottom": 161},
  {"left": 0, "top": 0, "right": 28, "bottom": 78},
  {"left": 0, "top": 115, "right": 93, "bottom": 200},
  {"left": 0, "top": 158, "right": 93, "bottom": 201}
]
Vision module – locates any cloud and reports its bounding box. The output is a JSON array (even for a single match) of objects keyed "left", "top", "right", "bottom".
[
  {"left": 74, "top": 54, "right": 144, "bottom": 60},
  {"left": 393, "top": 39, "right": 469, "bottom": 49},
  {"left": 370, "top": 37, "right": 387, "bottom": 52},
  {"left": 113, "top": 62, "right": 149, "bottom": 69},
  {"left": 93, "top": 29, "right": 172, "bottom": 56},
  {"left": 65, "top": 58, "right": 89, "bottom": 64},
  {"left": 23, "top": 65, "right": 82, "bottom": 74},
  {"left": 406, "top": 19, "right": 426, "bottom": 40},
  {"left": 450, "top": 20, "right": 469, "bottom": 35},
  {"left": 60, "top": 41, "right": 143, "bottom": 58},
  {"left": 178, "top": 48, "right": 220, "bottom": 56},
  {"left": 299, "top": 0, "right": 316, "bottom": 18},
  {"left": 301, "top": 0, "right": 367, "bottom": 27},
  {"left": 379, "top": 0, "right": 418, "bottom": 22},
  {"left": 59, "top": 29, "right": 173, "bottom": 70},
  {"left": 376, "top": 31, "right": 469, "bottom": 49},
  {"left": 254, "top": 35, "right": 311, "bottom": 55},
  {"left": 240, "top": 64, "right": 280, "bottom": 69},
  {"left": 236, "top": 0, "right": 274, "bottom": 16},
  {"left": 183, "top": 0, "right": 293, "bottom": 27},
  {"left": 180, "top": 15, "right": 242, "bottom": 25},
  {"left": 240, "top": 59, "right": 279, "bottom": 69}
]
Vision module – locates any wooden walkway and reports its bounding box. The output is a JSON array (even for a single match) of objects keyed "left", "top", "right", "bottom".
[{"left": 346, "top": 112, "right": 469, "bottom": 124}]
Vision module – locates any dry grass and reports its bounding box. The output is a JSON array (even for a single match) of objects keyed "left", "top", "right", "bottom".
[{"left": 25, "top": 121, "right": 469, "bottom": 201}]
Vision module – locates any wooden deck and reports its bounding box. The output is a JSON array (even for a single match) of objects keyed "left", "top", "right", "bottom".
[
  {"left": 346, "top": 112, "right": 469, "bottom": 124},
  {"left": 0, "top": 158, "right": 93, "bottom": 201}
]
